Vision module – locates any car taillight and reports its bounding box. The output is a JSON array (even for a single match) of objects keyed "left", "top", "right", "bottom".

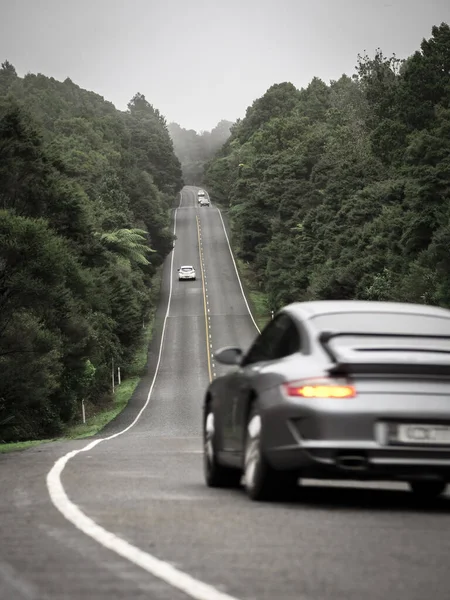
[{"left": 282, "top": 378, "right": 356, "bottom": 399}]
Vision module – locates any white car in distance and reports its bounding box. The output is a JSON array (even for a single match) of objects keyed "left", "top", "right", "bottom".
[
  {"left": 178, "top": 265, "right": 196, "bottom": 281},
  {"left": 199, "top": 197, "right": 210, "bottom": 207}
]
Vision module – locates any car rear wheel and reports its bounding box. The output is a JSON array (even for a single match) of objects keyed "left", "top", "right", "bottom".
[
  {"left": 204, "top": 406, "right": 241, "bottom": 488},
  {"left": 244, "top": 404, "right": 299, "bottom": 502},
  {"left": 408, "top": 480, "right": 447, "bottom": 499}
]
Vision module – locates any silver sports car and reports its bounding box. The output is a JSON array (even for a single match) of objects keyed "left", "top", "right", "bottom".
[{"left": 203, "top": 300, "right": 450, "bottom": 502}]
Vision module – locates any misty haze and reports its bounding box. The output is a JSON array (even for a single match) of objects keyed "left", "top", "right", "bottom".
[{"left": 1, "top": 1, "right": 450, "bottom": 600}]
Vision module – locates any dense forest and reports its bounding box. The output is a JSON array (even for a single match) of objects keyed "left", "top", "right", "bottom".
[
  {"left": 0, "top": 62, "right": 182, "bottom": 441},
  {"left": 168, "top": 120, "right": 232, "bottom": 185},
  {"left": 204, "top": 23, "right": 450, "bottom": 316}
]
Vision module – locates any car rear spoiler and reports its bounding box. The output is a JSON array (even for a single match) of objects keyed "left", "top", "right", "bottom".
[{"left": 319, "top": 330, "right": 450, "bottom": 376}]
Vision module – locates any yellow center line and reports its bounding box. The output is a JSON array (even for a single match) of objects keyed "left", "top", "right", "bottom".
[{"left": 196, "top": 215, "right": 212, "bottom": 383}]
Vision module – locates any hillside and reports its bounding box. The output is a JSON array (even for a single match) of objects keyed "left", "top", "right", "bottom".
[
  {"left": 204, "top": 23, "right": 450, "bottom": 313},
  {"left": 0, "top": 61, "right": 182, "bottom": 441},
  {"left": 168, "top": 119, "right": 233, "bottom": 185}
]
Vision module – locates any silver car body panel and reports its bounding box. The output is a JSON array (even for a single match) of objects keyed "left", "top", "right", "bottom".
[{"left": 205, "top": 301, "right": 450, "bottom": 482}]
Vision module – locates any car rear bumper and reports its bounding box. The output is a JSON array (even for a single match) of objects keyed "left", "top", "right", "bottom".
[
  {"left": 260, "top": 394, "right": 450, "bottom": 481},
  {"left": 179, "top": 275, "right": 196, "bottom": 280},
  {"left": 265, "top": 442, "right": 450, "bottom": 481}
]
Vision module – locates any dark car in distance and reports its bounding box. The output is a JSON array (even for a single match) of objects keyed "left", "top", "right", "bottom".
[{"left": 203, "top": 300, "right": 450, "bottom": 502}]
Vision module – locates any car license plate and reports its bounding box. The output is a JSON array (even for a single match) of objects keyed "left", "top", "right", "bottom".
[{"left": 396, "top": 424, "right": 450, "bottom": 445}]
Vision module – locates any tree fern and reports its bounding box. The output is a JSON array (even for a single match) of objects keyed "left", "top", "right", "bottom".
[{"left": 96, "top": 228, "right": 155, "bottom": 266}]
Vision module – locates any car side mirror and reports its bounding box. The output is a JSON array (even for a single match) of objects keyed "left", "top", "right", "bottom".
[
  {"left": 177, "top": 268, "right": 180, "bottom": 271},
  {"left": 214, "top": 346, "right": 243, "bottom": 366}
]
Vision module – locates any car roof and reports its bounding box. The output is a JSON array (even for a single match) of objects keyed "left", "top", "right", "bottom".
[
  {"left": 180, "top": 265, "right": 194, "bottom": 269},
  {"left": 284, "top": 300, "right": 450, "bottom": 322}
]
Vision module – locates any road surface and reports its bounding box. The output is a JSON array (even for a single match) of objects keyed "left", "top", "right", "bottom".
[{"left": 0, "top": 186, "right": 449, "bottom": 600}]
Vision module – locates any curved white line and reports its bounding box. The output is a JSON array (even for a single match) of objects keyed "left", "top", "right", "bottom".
[
  {"left": 46, "top": 189, "right": 241, "bottom": 600},
  {"left": 216, "top": 209, "right": 260, "bottom": 334}
]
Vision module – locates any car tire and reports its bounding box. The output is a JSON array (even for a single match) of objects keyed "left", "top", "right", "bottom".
[
  {"left": 204, "top": 404, "right": 242, "bottom": 488},
  {"left": 243, "top": 403, "right": 299, "bottom": 502},
  {"left": 408, "top": 480, "right": 447, "bottom": 499}
]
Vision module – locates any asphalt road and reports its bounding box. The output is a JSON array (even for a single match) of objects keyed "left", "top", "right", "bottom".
[{"left": 1, "top": 186, "right": 450, "bottom": 600}]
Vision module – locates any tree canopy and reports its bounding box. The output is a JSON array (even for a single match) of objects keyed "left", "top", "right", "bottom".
[
  {"left": 0, "top": 64, "right": 182, "bottom": 441},
  {"left": 204, "top": 23, "right": 450, "bottom": 313}
]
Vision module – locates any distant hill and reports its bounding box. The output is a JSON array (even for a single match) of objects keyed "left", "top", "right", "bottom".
[{"left": 168, "top": 119, "right": 233, "bottom": 185}]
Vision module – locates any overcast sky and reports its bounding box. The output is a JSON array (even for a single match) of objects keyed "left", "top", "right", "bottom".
[{"left": 2, "top": 0, "right": 450, "bottom": 132}]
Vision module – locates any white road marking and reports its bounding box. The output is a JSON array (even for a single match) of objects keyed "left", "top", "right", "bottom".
[
  {"left": 46, "top": 189, "right": 242, "bottom": 600},
  {"left": 216, "top": 209, "right": 260, "bottom": 334}
]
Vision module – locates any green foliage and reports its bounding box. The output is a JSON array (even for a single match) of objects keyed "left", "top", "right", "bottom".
[
  {"left": 96, "top": 228, "right": 154, "bottom": 266},
  {"left": 204, "top": 23, "right": 450, "bottom": 316},
  {"left": 0, "top": 66, "right": 182, "bottom": 441}
]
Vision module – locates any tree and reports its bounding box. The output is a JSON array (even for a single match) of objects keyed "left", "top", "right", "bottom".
[
  {"left": 96, "top": 228, "right": 154, "bottom": 267},
  {"left": 0, "top": 66, "right": 182, "bottom": 441},
  {"left": 204, "top": 22, "right": 450, "bottom": 322}
]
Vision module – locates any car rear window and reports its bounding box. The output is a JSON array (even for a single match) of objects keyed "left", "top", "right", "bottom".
[
  {"left": 181, "top": 267, "right": 193, "bottom": 271},
  {"left": 312, "top": 312, "right": 450, "bottom": 350}
]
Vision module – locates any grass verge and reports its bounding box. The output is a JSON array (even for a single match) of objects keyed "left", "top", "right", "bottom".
[
  {"left": 0, "top": 268, "right": 163, "bottom": 454},
  {"left": 219, "top": 207, "right": 271, "bottom": 331},
  {"left": 62, "top": 376, "right": 142, "bottom": 440},
  {"left": 0, "top": 439, "right": 55, "bottom": 454},
  {"left": 63, "top": 268, "right": 161, "bottom": 440}
]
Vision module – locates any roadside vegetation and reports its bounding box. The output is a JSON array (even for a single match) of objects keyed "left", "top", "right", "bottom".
[
  {"left": 0, "top": 267, "right": 162, "bottom": 453},
  {"left": 0, "top": 63, "right": 182, "bottom": 444},
  {"left": 63, "top": 266, "right": 162, "bottom": 441},
  {"left": 235, "top": 257, "right": 271, "bottom": 331},
  {"left": 204, "top": 23, "right": 450, "bottom": 314},
  {"left": 215, "top": 207, "right": 271, "bottom": 331}
]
